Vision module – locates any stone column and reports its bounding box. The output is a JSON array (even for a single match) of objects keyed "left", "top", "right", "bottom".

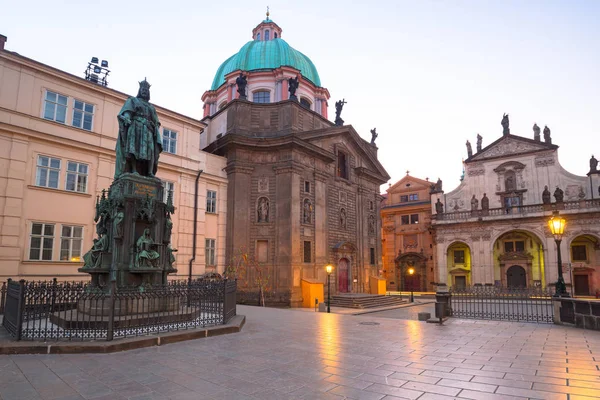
[
  {"left": 314, "top": 171, "right": 329, "bottom": 276},
  {"left": 436, "top": 238, "right": 448, "bottom": 285},
  {"left": 224, "top": 164, "right": 254, "bottom": 267}
]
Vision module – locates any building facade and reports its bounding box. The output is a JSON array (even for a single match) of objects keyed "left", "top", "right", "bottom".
[
  {"left": 201, "top": 17, "right": 389, "bottom": 307},
  {"left": 381, "top": 174, "right": 435, "bottom": 292},
  {"left": 0, "top": 38, "right": 228, "bottom": 281},
  {"left": 431, "top": 122, "right": 600, "bottom": 295}
]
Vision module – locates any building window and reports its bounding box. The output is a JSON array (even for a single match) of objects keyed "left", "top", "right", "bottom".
[
  {"left": 300, "top": 98, "right": 311, "bottom": 109},
  {"left": 72, "top": 100, "right": 94, "bottom": 131},
  {"left": 36, "top": 155, "right": 61, "bottom": 189},
  {"left": 163, "top": 181, "right": 175, "bottom": 202},
  {"left": 265, "top": 30, "right": 270, "bottom": 40},
  {"left": 253, "top": 90, "right": 270, "bottom": 103},
  {"left": 303, "top": 241, "right": 311, "bottom": 263},
  {"left": 572, "top": 245, "right": 587, "bottom": 261},
  {"left": 65, "top": 161, "right": 88, "bottom": 193},
  {"left": 400, "top": 195, "right": 408, "bottom": 202},
  {"left": 274, "top": 32, "right": 278, "bottom": 38},
  {"left": 257, "top": 240, "right": 268, "bottom": 263},
  {"left": 60, "top": 225, "right": 83, "bottom": 261},
  {"left": 369, "top": 201, "right": 374, "bottom": 211},
  {"left": 409, "top": 194, "right": 418, "bottom": 201},
  {"left": 370, "top": 248, "right": 376, "bottom": 265},
  {"left": 504, "top": 240, "right": 525, "bottom": 253},
  {"left": 337, "top": 151, "right": 348, "bottom": 179},
  {"left": 162, "top": 129, "right": 177, "bottom": 154},
  {"left": 206, "top": 190, "right": 217, "bottom": 213},
  {"left": 219, "top": 101, "right": 227, "bottom": 110},
  {"left": 257, "top": 33, "right": 261, "bottom": 41},
  {"left": 410, "top": 214, "right": 419, "bottom": 224},
  {"left": 43, "top": 91, "right": 68, "bottom": 124},
  {"left": 29, "top": 223, "right": 54, "bottom": 261},
  {"left": 304, "top": 181, "right": 311, "bottom": 193},
  {"left": 453, "top": 250, "right": 465, "bottom": 264},
  {"left": 205, "top": 239, "right": 216, "bottom": 266},
  {"left": 401, "top": 215, "right": 410, "bottom": 225}
]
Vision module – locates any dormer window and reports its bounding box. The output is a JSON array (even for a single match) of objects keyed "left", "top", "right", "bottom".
[
  {"left": 253, "top": 90, "right": 270, "bottom": 103},
  {"left": 265, "top": 30, "right": 270, "bottom": 40},
  {"left": 257, "top": 33, "right": 261, "bottom": 41},
  {"left": 300, "top": 98, "right": 311, "bottom": 110},
  {"left": 274, "top": 32, "right": 278, "bottom": 38}
]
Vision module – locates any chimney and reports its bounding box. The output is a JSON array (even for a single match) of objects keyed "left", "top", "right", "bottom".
[{"left": 0, "top": 35, "right": 6, "bottom": 51}]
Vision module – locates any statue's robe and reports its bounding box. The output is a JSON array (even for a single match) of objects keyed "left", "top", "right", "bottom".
[{"left": 115, "top": 96, "right": 162, "bottom": 178}]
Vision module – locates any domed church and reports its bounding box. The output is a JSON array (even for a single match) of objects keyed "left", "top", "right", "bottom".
[{"left": 201, "top": 13, "right": 390, "bottom": 307}]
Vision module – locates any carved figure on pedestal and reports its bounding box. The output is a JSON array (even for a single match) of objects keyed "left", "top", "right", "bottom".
[
  {"left": 340, "top": 208, "right": 347, "bottom": 229},
  {"left": 236, "top": 72, "right": 248, "bottom": 99},
  {"left": 542, "top": 185, "right": 551, "bottom": 204},
  {"left": 82, "top": 228, "right": 109, "bottom": 269},
  {"left": 554, "top": 186, "right": 564, "bottom": 203},
  {"left": 470, "top": 194, "right": 479, "bottom": 211},
  {"left": 334, "top": 99, "right": 346, "bottom": 126},
  {"left": 303, "top": 199, "right": 312, "bottom": 224},
  {"left": 164, "top": 214, "right": 173, "bottom": 244},
  {"left": 368, "top": 215, "right": 375, "bottom": 235},
  {"left": 543, "top": 125, "right": 552, "bottom": 144},
  {"left": 501, "top": 113, "right": 510, "bottom": 136},
  {"left": 435, "top": 198, "right": 444, "bottom": 214},
  {"left": 135, "top": 228, "right": 160, "bottom": 268},
  {"left": 370, "top": 128, "right": 378, "bottom": 145},
  {"left": 590, "top": 155, "right": 598, "bottom": 173},
  {"left": 288, "top": 75, "right": 299, "bottom": 99},
  {"left": 166, "top": 245, "right": 177, "bottom": 270},
  {"left": 476, "top": 134, "right": 482, "bottom": 152},
  {"left": 481, "top": 193, "right": 489, "bottom": 210},
  {"left": 533, "top": 123, "right": 541, "bottom": 141},
  {"left": 430, "top": 178, "right": 443, "bottom": 193},
  {"left": 257, "top": 197, "right": 269, "bottom": 222},
  {"left": 113, "top": 209, "right": 124, "bottom": 239},
  {"left": 114, "top": 79, "right": 163, "bottom": 178},
  {"left": 466, "top": 140, "right": 472, "bottom": 158}
]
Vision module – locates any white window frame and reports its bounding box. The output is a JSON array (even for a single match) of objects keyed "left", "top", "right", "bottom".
[
  {"left": 36, "top": 155, "right": 61, "bottom": 189},
  {"left": 60, "top": 225, "right": 84, "bottom": 262},
  {"left": 205, "top": 238, "right": 216, "bottom": 266},
  {"left": 29, "top": 222, "right": 55, "bottom": 261},
  {"left": 162, "top": 128, "right": 178, "bottom": 154},
  {"left": 163, "top": 181, "right": 175, "bottom": 203},
  {"left": 65, "top": 161, "right": 89, "bottom": 193},
  {"left": 72, "top": 99, "right": 95, "bottom": 131},
  {"left": 43, "top": 90, "right": 68, "bottom": 124},
  {"left": 206, "top": 190, "right": 217, "bottom": 213}
]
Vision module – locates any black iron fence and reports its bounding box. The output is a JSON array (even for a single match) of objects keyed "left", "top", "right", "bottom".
[
  {"left": 449, "top": 286, "right": 554, "bottom": 323},
  {"left": 2, "top": 278, "right": 237, "bottom": 341}
]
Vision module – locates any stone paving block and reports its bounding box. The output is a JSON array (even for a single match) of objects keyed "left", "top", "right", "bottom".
[
  {"left": 329, "top": 385, "right": 386, "bottom": 400},
  {"left": 362, "top": 383, "right": 423, "bottom": 399},
  {"left": 457, "top": 389, "right": 528, "bottom": 400}
]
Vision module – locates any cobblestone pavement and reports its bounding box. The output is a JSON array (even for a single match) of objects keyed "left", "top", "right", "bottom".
[{"left": 1, "top": 305, "right": 600, "bottom": 400}]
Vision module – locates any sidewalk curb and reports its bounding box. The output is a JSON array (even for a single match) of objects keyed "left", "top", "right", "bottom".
[
  {"left": 0, "top": 315, "right": 245, "bottom": 355},
  {"left": 350, "top": 301, "right": 435, "bottom": 316}
]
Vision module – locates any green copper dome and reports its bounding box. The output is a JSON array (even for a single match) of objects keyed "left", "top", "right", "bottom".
[{"left": 210, "top": 38, "right": 322, "bottom": 90}]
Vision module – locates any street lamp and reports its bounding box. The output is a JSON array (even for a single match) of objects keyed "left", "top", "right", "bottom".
[
  {"left": 325, "top": 264, "right": 334, "bottom": 313},
  {"left": 548, "top": 211, "right": 569, "bottom": 297},
  {"left": 408, "top": 267, "right": 415, "bottom": 303}
]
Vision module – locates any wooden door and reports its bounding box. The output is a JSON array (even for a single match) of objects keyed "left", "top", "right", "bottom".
[
  {"left": 574, "top": 275, "right": 589, "bottom": 296},
  {"left": 338, "top": 258, "right": 349, "bottom": 293}
]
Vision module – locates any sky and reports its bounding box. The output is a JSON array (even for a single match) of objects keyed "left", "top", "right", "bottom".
[{"left": 3, "top": 0, "right": 599, "bottom": 193}]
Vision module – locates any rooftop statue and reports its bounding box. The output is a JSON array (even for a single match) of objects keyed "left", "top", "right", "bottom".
[
  {"left": 236, "top": 72, "right": 248, "bottom": 99},
  {"left": 543, "top": 125, "right": 552, "bottom": 144},
  {"left": 590, "top": 155, "right": 598, "bottom": 173},
  {"left": 466, "top": 140, "right": 472, "bottom": 158},
  {"left": 542, "top": 185, "right": 551, "bottom": 204},
  {"left": 114, "top": 79, "right": 163, "bottom": 179},
  {"left": 288, "top": 75, "right": 299, "bottom": 99},
  {"left": 554, "top": 186, "right": 564, "bottom": 203},
  {"left": 533, "top": 123, "right": 541, "bottom": 141},
  {"left": 370, "top": 128, "right": 378, "bottom": 144},
  {"left": 335, "top": 99, "right": 347, "bottom": 126},
  {"left": 501, "top": 113, "right": 510, "bottom": 136},
  {"left": 476, "top": 134, "right": 482, "bottom": 152}
]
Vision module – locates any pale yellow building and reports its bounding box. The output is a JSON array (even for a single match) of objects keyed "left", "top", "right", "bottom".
[{"left": 0, "top": 35, "right": 228, "bottom": 281}]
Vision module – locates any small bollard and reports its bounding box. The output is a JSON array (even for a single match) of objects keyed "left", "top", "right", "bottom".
[{"left": 318, "top": 302, "right": 327, "bottom": 312}]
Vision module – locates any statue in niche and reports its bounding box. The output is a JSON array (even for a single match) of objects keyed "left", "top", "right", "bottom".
[
  {"left": 288, "top": 75, "right": 299, "bottom": 99},
  {"left": 166, "top": 245, "right": 177, "bottom": 270},
  {"left": 236, "top": 72, "right": 248, "bottom": 99},
  {"left": 370, "top": 128, "right": 378, "bottom": 144},
  {"left": 543, "top": 125, "right": 552, "bottom": 144},
  {"left": 135, "top": 228, "right": 160, "bottom": 268},
  {"left": 501, "top": 113, "right": 510, "bottom": 136},
  {"left": 334, "top": 99, "right": 347, "bottom": 126},
  {"left": 435, "top": 198, "right": 444, "bottom": 214},
  {"left": 590, "top": 155, "right": 598, "bottom": 173},
  {"left": 368, "top": 215, "right": 375, "bottom": 235},
  {"left": 476, "top": 134, "right": 482, "bottom": 152},
  {"left": 542, "top": 185, "right": 551, "bottom": 204},
  {"left": 113, "top": 209, "right": 124, "bottom": 239},
  {"left": 505, "top": 174, "right": 516, "bottom": 191},
  {"left": 554, "top": 186, "right": 564, "bottom": 203},
  {"left": 82, "top": 227, "right": 109, "bottom": 269},
  {"left": 257, "top": 197, "right": 269, "bottom": 222},
  {"left": 470, "top": 194, "right": 479, "bottom": 211},
  {"left": 481, "top": 193, "right": 489, "bottom": 210},
  {"left": 164, "top": 214, "right": 173, "bottom": 244},
  {"left": 303, "top": 199, "right": 312, "bottom": 224},
  {"left": 340, "top": 208, "right": 347, "bottom": 229},
  {"left": 114, "top": 79, "right": 163, "bottom": 178},
  {"left": 466, "top": 140, "right": 472, "bottom": 158},
  {"left": 533, "top": 123, "right": 541, "bottom": 141}
]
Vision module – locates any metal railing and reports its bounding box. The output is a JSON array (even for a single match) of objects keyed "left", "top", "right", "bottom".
[
  {"left": 2, "top": 278, "right": 236, "bottom": 341},
  {"left": 449, "top": 286, "right": 554, "bottom": 323}
]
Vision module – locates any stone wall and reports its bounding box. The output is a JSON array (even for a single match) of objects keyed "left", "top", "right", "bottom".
[{"left": 556, "top": 298, "right": 600, "bottom": 330}]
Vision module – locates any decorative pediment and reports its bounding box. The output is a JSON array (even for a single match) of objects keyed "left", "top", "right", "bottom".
[
  {"left": 469, "top": 135, "right": 557, "bottom": 162},
  {"left": 449, "top": 267, "right": 470, "bottom": 275},
  {"left": 498, "top": 251, "right": 534, "bottom": 261}
]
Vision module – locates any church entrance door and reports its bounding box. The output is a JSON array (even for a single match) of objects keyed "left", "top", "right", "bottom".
[
  {"left": 507, "top": 265, "right": 527, "bottom": 288},
  {"left": 338, "top": 258, "right": 349, "bottom": 293}
]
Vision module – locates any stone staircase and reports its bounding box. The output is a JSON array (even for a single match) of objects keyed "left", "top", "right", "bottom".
[{"left": 328, "top": 294, "right": 407, "bottom": 309}]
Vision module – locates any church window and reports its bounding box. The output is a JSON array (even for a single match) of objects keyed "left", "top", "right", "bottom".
[
  {"left": 370, "top": 248, "right": 376, "bottom": 265},
  {"left": 253, "top": 90, "right": 270, "bottom": 103},
  {"left": 337, "top": 151, "right": 348, "bottom": 179},
  {"left": 265, "top": 30, "right": 270, "bottom": 40},
  {"left": 257, "top": 33, "right": 261, "bottom": 41},
  {"left": 303, "top": 241, "right": 311, "bottom": 263},
  {"left": 453, "top": 250, "right": 465, "bottom": 264},
  {"left": 304, "top": 181, "right": 310, "bottom": 193},
  {"left": 274, "top": 32, "right": 278, "bottom": 38},
  {"left": 572, "top": 245, "right": 587, "bottom": 261},
  {"left": 300, "top": 98, "right": 311, "bottom": 109},
  {"left": 218, "top": 101, "right": 227, "bottom": 110},
  {"left": 504, "top": 240, "right": 525, "bottom": 253}
]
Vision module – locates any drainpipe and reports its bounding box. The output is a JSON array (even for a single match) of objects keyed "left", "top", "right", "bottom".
[{"left": 188, "top": 169, "right": 204, "bottom": 283}]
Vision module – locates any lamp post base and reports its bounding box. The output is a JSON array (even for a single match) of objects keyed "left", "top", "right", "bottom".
[{"left": 553, "top": 278, "right": 570, "bottom": 298}]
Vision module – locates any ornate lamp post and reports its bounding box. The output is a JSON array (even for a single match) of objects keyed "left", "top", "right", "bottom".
[
  {"left": 408, "top": 267, "right": 415, "bottom": 303},
  {"left": 325, "top": 264, "right": 334, "bottom": 313},
  {"left": 548, "top": 211, "right": 569, "bottom": 297}
]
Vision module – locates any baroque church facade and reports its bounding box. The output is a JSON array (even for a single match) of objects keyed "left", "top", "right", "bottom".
[
  {"left": 201, "top": 15, "right": 389, "bottom": 306},
  {"left": 431, "top": 120, "right": 600, "bottom": 295}
]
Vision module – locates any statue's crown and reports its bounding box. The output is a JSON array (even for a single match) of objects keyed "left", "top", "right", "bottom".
[{"left": 139, "top": 78, "right": 151, "bottom": 89}]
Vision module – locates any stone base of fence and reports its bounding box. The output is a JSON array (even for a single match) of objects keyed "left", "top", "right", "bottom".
[{"left": 554, "top": 298, "right": 600, "bottom": 330}]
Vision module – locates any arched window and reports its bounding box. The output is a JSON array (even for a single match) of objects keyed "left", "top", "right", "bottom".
[
  {"left": 300, "top": 98, "right": 311, "bottom": 110},
  {"left": 257, "top": 33, "right": 261, "bottom": 41},
  {"left": 265, "top": 30, "right": 270, "bottom": 40},
  {"left": 274, "top": 32, "right": 278, "bottom": 38},
  {"left": 253, "top": 90, "right": 270, "bottom": 103},
  {"left": 218, "top": 101, "right": 227, "bottom": 110}
]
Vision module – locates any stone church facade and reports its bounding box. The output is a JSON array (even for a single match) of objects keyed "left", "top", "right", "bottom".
[
  {"left": 203, "top": 100, "right": 389, "bottom": 306},
  {"left": 431, "top": 123, "right": 600, "bottom": 295}
]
